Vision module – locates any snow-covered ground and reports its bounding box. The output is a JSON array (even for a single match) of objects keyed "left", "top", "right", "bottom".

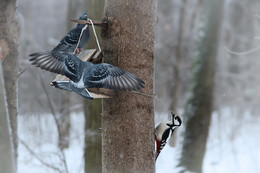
[
  {"left": 18, "top": 112, "right": 85, "bottom": 173},
  {"left": 18, "top": 108, "right": 260, "bottom": 173}
]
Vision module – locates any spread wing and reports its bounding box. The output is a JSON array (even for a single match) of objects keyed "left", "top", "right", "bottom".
[
  {"left": 29, "top": 52, "right": 83, "bottom": 82},
  {"left": 85, "top": 63, "right": 145, "bottom": 91}
]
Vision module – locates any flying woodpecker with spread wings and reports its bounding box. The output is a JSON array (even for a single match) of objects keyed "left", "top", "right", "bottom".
[{"left": 155, "top": 112, "right": 182, "bottom": 160}]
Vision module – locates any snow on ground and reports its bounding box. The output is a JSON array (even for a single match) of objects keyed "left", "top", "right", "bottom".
[
  {"left": 18, "top": 112, "right": 85, "bottom": 173},
  {"left": 156, "top": 108, "right": 260, "bottom": 173},
  {"left": 203, "top": 108, "right": 260, "bottom": 173},
  {"left": 18, "top": 108, "right": 260, "bottom": 173}
]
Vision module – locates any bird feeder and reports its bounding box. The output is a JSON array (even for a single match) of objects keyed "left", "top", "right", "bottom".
[{"left": 51, "top": 49, "right": 115, "bottom": 98}]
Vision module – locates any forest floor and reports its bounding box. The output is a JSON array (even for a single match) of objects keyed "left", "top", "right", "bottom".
[{"left": 18, "top": 108, "right": 260, "bottom": 173}]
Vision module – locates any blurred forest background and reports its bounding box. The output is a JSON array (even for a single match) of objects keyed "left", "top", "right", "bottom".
[{"left": 1, "top": 0, "right": 260, "bottom": 172}]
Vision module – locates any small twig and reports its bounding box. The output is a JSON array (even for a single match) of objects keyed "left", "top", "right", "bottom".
[
  {"left": 59, "top": 151, "right": 69, "bottom": 173},
  {"left": 39, "top": 76, "right": 60, "bottom": 132},
  {"left": 132, "top": 91, "right": 160, "bottom": 101},
  {"left": 39, "top": 76, "right": 69, "bottom": 173},
  {"left": 19, "top": 138, "right": 62, "bottom": 173},
  {"left": 70, "top": 19, "right": 108, "bottom": 29},
  {"left": 17, "top": 68, "right": 27, "bottom": 78},
  {"left": 224, "top": 46, "right": 260, "bottom": 56}
]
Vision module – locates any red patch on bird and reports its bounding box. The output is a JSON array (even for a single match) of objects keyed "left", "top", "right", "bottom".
[{"left": 155, "top": 137, "right": 161, "bottom": 153}]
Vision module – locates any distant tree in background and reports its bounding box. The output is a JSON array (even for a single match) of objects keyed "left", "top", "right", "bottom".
[
  {"left": 0, "top": 62, "right": 15, "bottom": 173},
  {"left": 56, "top": 0, "right": 81, "bottom": 151},
  {"left": 83, "top": 1, "right": 104, "bottom": 172},
  {"left": 178, "top": 0, "right": 224, "bottom": 172},
  {"left": 0, "top": 0, "right": 19, "bottom": 169}
]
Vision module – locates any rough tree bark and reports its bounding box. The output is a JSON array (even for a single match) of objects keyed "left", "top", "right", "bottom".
[
  {"left": 0, "top": 62, "right": 15, "bottom": 173},
  {"left": 0, "top": 0, "right": 19, "bottom": 167},
  {"left": 83, "top": 0, "right": 104, "bottom": 173},
  {"left": 101, "top": 1, "right": 156, "bottom": 172},
  {"left": 178, "top": 0, "right": 224, "bottom": 172}
]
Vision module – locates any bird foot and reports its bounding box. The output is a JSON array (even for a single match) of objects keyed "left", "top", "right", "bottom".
[{"left": 75, "top": 48, "right": 82, "bottom": 54}]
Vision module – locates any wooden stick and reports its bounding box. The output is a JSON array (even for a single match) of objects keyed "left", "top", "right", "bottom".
[{"left": 70, "top": 19, "right": 108, "bottom": 28}]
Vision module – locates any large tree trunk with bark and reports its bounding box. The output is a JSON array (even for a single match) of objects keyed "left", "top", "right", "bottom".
[
  {"left": 178, "top": 0, "right": 224, "bottom": 172},
  {"left": 101, "top": 0, "right": 157, "bottom": 172},
  {"left": 0, "top": 0, "right": 19, "bottom": 167},
  {"left": 0, "top": 62, "right": 15, "bottom": 173}
]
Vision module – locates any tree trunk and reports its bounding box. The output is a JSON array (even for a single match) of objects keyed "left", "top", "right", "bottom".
[
  {"left": 83, "top": 1, "right": 104, "bottom": 173},
  {"left": 58, "top": 93, "right": 71, "bottom": 149},
  {"left": 0, "top": 0, "right": 19, "bottom": 167},
  {"left": 178, "top": 0, "right": 224, "bottom": 172},
  {"left": 101, "top": 1, "right": 156, "bottom": 172},
  {"left": 0, "top": 62, "right": 15, "bottom": 173},
  {"left": 84, "top": 99, "right": 102, "bottom": 173},
  {"left": 169, "top": 0, "right": 187, "bottom": 111}
]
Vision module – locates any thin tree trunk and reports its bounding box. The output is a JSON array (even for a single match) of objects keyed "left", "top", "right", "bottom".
[
  {"left": 0, "top": 0, "right": 19, "bottom": 168},
  {"left": 178, "top": 0, "right": 224, "bottom": 172},
  {"left": 83, "top": 1, "right": 104, "bottom": 173},
  {"left": 84, "top": 99, "right": 102, "bottom": 173},
  {"left": 101, "top": 1, "right": 156, "bottom": 172},
  {"left": 58, "top": 93, "right": 70, "bottom": 149},
  {"left": 168, "top": 0, "right": 188, "bottom": 147},
  {"left": 169, "top": 0, "right": 187, "bottom": 111},
  {"left": 0, "top": 62, "right": 15, "bottom": 173}
]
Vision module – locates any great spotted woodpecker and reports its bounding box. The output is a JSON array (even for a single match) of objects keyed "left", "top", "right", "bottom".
[{"left": 155, "top": 112, "right": 182, "bottom": 160}]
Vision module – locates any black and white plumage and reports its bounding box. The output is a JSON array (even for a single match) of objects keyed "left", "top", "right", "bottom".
[
  {"left": 29, "top": 12, "right": 90, "bottom": 63},
  {"left": 29, "top": 52, "right": 145, "bottom": 99},
  {"left": 155, "top": 112, "right": 182, "bottom": 160}
]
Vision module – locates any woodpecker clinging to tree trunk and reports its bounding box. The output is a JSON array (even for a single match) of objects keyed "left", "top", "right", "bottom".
[{"left": 155, "top": 112, "right": 182, "bottom": 160}]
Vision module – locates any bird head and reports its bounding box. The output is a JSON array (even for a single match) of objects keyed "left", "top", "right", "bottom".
[
  {"left": 167, "top": 112, "right": 182, "bottom": 136},
  {"left": 79, "top": 12, "right": 88, "bottom": 20}
]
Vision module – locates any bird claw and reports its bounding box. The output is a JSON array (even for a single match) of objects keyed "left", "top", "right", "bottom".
[{"left": 75, "top": 48, "right": 82, "bottom": 54}]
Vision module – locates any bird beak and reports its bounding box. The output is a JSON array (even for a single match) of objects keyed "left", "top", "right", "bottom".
[{"left": 171, "top": 112, "right": 182, "bottom": 126}]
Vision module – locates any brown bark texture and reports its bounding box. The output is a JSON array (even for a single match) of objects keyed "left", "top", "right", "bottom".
[
  {"left": 0, "top": 0, "right": 19, "bottom": 167},
  {"left": 178, "top": 0, "right": 224, "bottom": 172},
  {"left": 101, "top": 0, "right": 156, "bottom": 173}
]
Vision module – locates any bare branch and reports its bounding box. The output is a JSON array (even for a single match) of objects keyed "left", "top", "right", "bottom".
[
  {"left": 132, "top": 91, "right": 160, "bottom": 101},
  {"left": 19, "top": 138, "right": 62, "bottom": 173},
  {"left": 224, "top": 46, "right": 260, "bottom": 56},
  {"left": 60, "top": 151, "right": 69, "bottom": 173},
  {"left": 39, "top": 76, "right": 68, "bottom": 173},
  {"left": 17, "top": 68, "right": 27, "bottom": 79},
  {"left": 39, "top": 76, "right": 59, "bottom": 129}
]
